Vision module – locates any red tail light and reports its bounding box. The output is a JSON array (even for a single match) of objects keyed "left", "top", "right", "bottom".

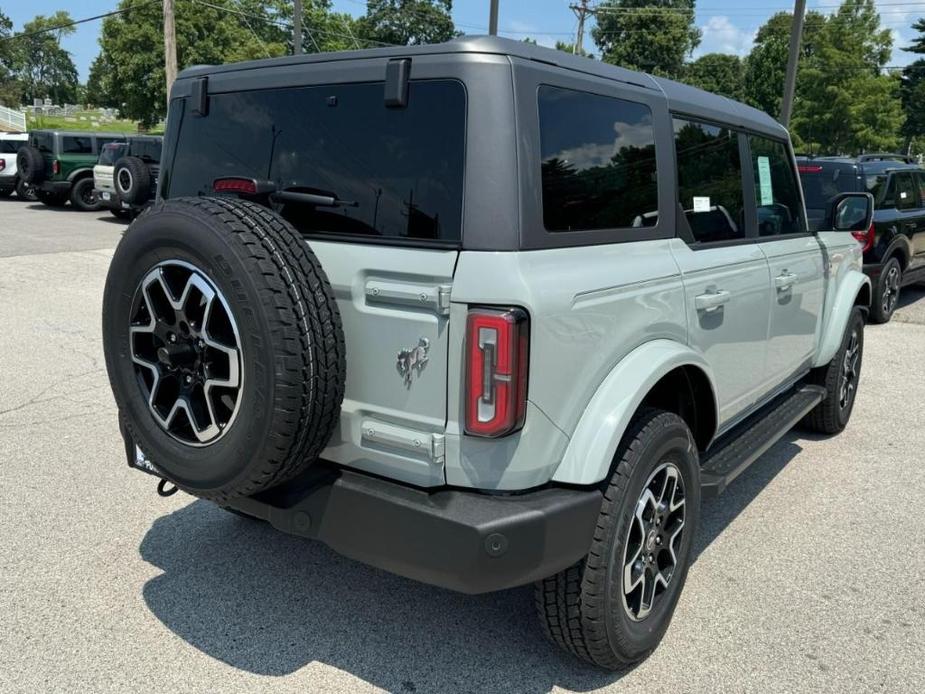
[
  {"left": 852, "top": 222, "right": 875, "bottom": 253},
  {"left": 52, "top": 160, "right": 60, "bottom": 175},
  {"left": 0, "top": 159, "right": 5, "bottom": 172},
  {"left": 213, "top": 177, "right": 258, "bottom": 194},
  {"left": 465, "top": 307, "right": 529, "bottom": 437},
  {"left": 798, "top": 164, "right": 823, "bottom": 173}
]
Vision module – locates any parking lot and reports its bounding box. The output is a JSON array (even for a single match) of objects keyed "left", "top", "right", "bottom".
[{"left": 1, "top": 198, "right": 923, "bottom": 693}]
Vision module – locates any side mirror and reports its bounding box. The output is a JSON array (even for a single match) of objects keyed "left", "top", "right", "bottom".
[{"left": 824, "top": 192, "right": 874, "bottom": 232}]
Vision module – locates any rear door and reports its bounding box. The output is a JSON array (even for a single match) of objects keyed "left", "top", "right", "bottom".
[
  {"left": 911, "top": 172, "right": 925, "bottom": 272},
  {"left": 670, "top": 117, "right": 772, "bottom": 427},
  {"left": 165, "top": 78, "right": 467, "bottom": 487},
  {"left": 890, "top": 171, "right": 923, "bottom": 271},
  {"left": 748, "top": 135, "right": 824, "bottom": 388}
]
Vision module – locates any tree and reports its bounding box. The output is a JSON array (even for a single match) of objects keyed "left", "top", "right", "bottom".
[
  {"left": 554, "top": 40, "right": 592, "bottom": 58},
  {"left": 9, "top": 12, "right": 79, "bottom": 105},
  {"left": 0, "top": 10, "right": 22, "bottom": 106},
  {"left": 684, "top": 53, "right": 744, "bottom": 100},
  {"left": 591, "top": 0, "right": 700, "bottom": 78},
  {"left": 900, "top": 19, "right": 925, "bottom": 151},
  {"left": 356, "top": 0, "right": 456, "bottom": 47},
  {"left": 742, "top": 10, "right": 825, "bottom": 118},
  {"left": 790, "top": 0, "right": 902, "bottom": 154}
]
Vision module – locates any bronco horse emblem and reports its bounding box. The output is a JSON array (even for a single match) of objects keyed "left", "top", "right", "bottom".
[{"left": 396, "top": 337, "right": 430, "bottom": 387}]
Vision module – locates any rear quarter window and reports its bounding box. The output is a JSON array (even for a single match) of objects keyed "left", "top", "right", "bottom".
[
  {"left": 62, "top": 136, "right": 93, "bottom": 154},
  {"left": 167, "top": 80, "right": 466, "bottom": 244},
  {"left": 31, "top": 133, "right": 54, "bottom": 154},
  {"left": 538, "top": 85, "right": 659, "bottom": 232},
  {"left": 0, "top": 140, "right": 20, "bottom": 154}
]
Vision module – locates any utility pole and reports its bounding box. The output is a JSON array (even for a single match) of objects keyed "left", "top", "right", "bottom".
[
  {"left": 488, "top": 0, "right": 499, "bottom": 36},
  {"left": 294, "top": 0, "right": 303, "bottom": 54},
  {"left": 163, "top": 0, "right": 177, "bottom": 109},
  {"left": 570, "top": 0, "right": 592, "bottom": 56},
  {"left": 780, "top": 0, "right": 806, "bottom": 127}
]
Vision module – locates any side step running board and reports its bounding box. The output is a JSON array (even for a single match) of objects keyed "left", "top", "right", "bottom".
[{"left": 700, "top": 385, "right": 826, "bottom": 498}]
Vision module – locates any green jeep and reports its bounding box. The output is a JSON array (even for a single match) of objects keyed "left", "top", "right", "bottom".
[{"left": 17, "top": 130, "right": 126, "bottom": 211}]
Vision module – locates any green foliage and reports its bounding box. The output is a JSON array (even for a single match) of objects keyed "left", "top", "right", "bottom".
[
  {"left": 790, "top": 0, "right": 902, "bottom": 154},
  {"left": 356, "top": 0, "right": 455, "bottom": 47},
  {"left": 684, "top": 53, "right": 744, "bottom": 100},
  {"left": 591, "top": 0, "right": 700, "bottom": 78},
  {"left": 6, "top": 11, "right": 79, "bottom": 105},
  {"left": 26, "top": 109, "right": 143, "bottom": 133},
  {"left": 901, "top": 20, "right": 925, "bottom": 149},
  {"left": 0, "top": 10, "right": 22, "bottom": 106},
  {"left": 554, "top": 40, "right": 592, "bottom": 58}
]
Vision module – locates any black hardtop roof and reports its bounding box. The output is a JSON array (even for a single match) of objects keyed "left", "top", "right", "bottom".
[
  {"left": 796, "top": 155, "right": 922, "bottom": 174},
  {"left": 176, "top": 35, "right": 787, "bottom": 139}
]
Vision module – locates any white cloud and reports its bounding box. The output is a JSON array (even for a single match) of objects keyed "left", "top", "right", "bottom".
[
  {"left": 695, "top": 16, "right": 756, "bottom": 58},
  {"left": 553, "top": 120, "right": 654, "bottom": 170}
]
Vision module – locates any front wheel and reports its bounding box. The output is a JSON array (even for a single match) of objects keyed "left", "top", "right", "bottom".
[
  {"left": 535, "top": 408, "right": 700, "bottom": 670},
  {"left": 70, "top": 177, "right": 101, "bottom": 211},
  {"left": 802, "top": 306, "right": 864, "bottom": 435},
  {"left": 870, "top": 257, "right": 901, "bottom": 324}
]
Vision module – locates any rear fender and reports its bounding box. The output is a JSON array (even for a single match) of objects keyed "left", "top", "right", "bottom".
[
  {"left": 67, "top": 167, "right": 94, "bottom": 183},
  {"left": 814, "top": 269, "right": 870, "bottom": 367},
  {"left": 552, "top": 339, "right": 717, "bottom": 486}
]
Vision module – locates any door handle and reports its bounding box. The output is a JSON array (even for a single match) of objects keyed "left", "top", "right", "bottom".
[
  {"left": 774, "top": 272, "right": 798, "bottom": 291},
  {"left": 694, "top": 289, "right": 731, "bottom": 312}
]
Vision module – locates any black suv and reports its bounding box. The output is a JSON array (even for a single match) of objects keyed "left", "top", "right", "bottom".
[{"left": 798, "top": 154, "right": 925, "bottom": 323}]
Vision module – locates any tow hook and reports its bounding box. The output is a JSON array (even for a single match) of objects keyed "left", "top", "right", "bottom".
[{"left": 156, "top": 478, "right": 179, "bottom": 497}]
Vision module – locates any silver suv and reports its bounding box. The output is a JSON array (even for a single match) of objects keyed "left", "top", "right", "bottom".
[{"left": 102, "top": 38, "right": 873, "bottom": 669}]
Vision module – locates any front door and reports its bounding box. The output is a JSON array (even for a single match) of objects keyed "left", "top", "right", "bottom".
[
  {"left": 670, "top": 117, "right": 771, "bottom": 428},
  {"left": 748, "top": 134, "right": 825, "bottom": 387}
]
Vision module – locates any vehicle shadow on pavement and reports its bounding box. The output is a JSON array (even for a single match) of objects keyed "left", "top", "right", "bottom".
[{"left": 138, "top": 436, "right": 803, "bottom": 691}]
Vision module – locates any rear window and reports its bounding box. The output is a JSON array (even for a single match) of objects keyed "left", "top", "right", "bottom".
[
  {"left": 99, "top": 143, "right": 128, "bottom": 166},
  {"left": 538, "top": 86, "right": 659, "bottom": 232},
  {"left": 31, "top": 133, "right": 53, "bottom": 154},
  {"left": 167, "top": 80, "right": 466, "bottom": 244},
  {"left": 129, "top": 138, "right": 161, "bottom": 164},
  {"left": 0, "top": 139, "right": 21, "bottom": 154},
  {"left": 797, "top": 163, "right": 860, "bottom": 209}
]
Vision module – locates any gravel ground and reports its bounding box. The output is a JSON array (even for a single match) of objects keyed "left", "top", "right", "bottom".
[{"left": 1, "top": 199, "right": 923, "bottom": 693}]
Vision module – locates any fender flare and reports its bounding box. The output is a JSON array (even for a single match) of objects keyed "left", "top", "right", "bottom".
[
  {"left": 552, "top": 339, "right": 718, "bottom": 486},
  {"left": 814, "top": 269, "right": 871, "bottom": 367},
  {"left": 67, "top": 167, "right": 94, "bottom": 183}
]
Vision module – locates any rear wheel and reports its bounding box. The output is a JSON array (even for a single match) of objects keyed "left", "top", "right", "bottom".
[
  {"left": 70, "top": 177, "right": 101, "bottom": 211},
  {"left": 535, "top": 409, "right": 700, "bottom": 670},
  {"left": 870, "top": 257, "right": 901, "bottom": 324},
  {"left": 110, "top": 208, "right": 132, "bottom": 220},
  {"left": 103, "top": 197, "right": 346, "bottom": 502},
  {"left": 802, "top": 306, "right": 864, "bottom": 435},
  {"left": 15, "top": 179, "right": 38, "bottom": 201}
]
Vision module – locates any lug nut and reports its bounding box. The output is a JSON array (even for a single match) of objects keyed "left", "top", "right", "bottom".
[
  {"left": 655, "top": 537, "right": 662, "bottom": 545},
  {"left": 185, "top": 375, "right": 192, "bottom": 384},
  {"left": 168, "top": 333, "right": 177, "bottom": 343}
]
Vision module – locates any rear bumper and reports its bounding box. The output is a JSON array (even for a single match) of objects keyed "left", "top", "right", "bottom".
[
  {"left": 227, "top": 469, "right": 602, "bottom": 594},
  {"left": 39, "top": 180, "right": 71, "bottom": 195},
  {"left": 0, "top": 174, "right": 16, "bottom": 190},
  {"left": 122, "top": 425, "right": 602, "bottom": 594},
  {"left": 94, "top": 189, "right": 127, "bottom": 211},
  {"left": 862, "top": 262, "right": 883, "bottom": 281}
]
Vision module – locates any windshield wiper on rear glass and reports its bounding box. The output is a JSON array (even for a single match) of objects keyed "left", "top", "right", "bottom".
[{"left": 271, "top": 186, "right": 358, "bottom": 208}]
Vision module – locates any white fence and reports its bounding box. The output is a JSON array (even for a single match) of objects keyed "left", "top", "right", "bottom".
[{"left": 0, "top": 105, "right": 27, "bottom": 132}]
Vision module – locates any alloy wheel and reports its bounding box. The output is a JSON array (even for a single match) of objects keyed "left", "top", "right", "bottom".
[
  {"left": 882, "top": 265, "right": 901, "bottom": 316},
  {"left": 621, "top": 462, "right": 686, "bottom": 622},
  {"left": 129, "top": 260, "right": 243, "bottom": 446},
  {"left": 839, "top": 328, "right": 860, "bottom": 412}
]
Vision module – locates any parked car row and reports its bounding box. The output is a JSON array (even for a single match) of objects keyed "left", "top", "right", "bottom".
[
  {"left": 798, "top": 153, "right": 925, "bottom": 323},
  {"left": 0, "top": 129, "right": 161, "bottom": 220}
]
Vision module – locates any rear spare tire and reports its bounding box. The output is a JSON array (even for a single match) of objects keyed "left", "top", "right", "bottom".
[
  {"left": 102, "top": 197, "right": 346, "bottom": 502},
  {"left": 16, "top": 146, "right": 45, "bottom": 184},
  {"left": 113, "top": 156, "right": 151, "bottom": 205}
]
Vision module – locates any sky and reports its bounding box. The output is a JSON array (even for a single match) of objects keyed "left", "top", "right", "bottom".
[{"left": 2, "top": 0, "right": 923, "bottom": 81}]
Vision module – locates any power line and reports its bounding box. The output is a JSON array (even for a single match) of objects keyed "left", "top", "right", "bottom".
[{"left": 0, "top": 0, "right": 160, "bottom": 42}]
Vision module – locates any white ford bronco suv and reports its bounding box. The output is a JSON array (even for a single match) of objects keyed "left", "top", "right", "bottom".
[{"left": 102, "top": 38, "right": 874, "bottom": 669}]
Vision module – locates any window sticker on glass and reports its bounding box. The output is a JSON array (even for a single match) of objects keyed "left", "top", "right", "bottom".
[
  {"left": 757, "top": 156, "right": 773, "bottom": 206},
  {"left": 692, "top": 196, "right": 711, "bottom": 212},
  {"left": 901, "top": 191, "right": 908, "bottom": 199}
]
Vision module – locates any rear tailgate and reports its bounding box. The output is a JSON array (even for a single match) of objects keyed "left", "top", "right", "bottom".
[{"left": 313, "top": 243, "right": 457, "bottom": 487}]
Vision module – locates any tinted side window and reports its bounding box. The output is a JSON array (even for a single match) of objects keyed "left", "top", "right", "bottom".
[
  {"left": 749, "top": 135, "right": 806, "bottom": 236},
  {"left": 168, "top": 81, "right": 465, "bottom": 243},
  {"left": 62, "top": 136, "right": 92, "bottom": 154},
  {"left": 894, "top": 172, "right": 918, "bottom": 210},
  {"left": 98, "top": 143, "right": 128, "bottom": 166},
  {"left": 130, "top": 139, "right": 162, "bottom": 163},
  {"left": 0, "top": 140, "right": 20, "bottom": 154},
  {"left": 538, "top": 86, "right": 658, "bottom": 232},
  {"left": 31, "top": 133, "right": 53, "bottom": 154},
  {"left": 673, "top": 118, "right": 745, "bottom": 244}
]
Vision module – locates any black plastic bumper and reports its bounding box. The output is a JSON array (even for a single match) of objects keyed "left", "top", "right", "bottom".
[
  {"left": 39, "top": 180, "right": 71, "bottom": 194},
  {"left": 0, "top": 174, "right": 15, "bottom": 191},
  {"left": 862, "top": 262, "right": 883, "bottom": 281},
  {"left": 121, "top": 423, "right": 602, "bottom": 594}
]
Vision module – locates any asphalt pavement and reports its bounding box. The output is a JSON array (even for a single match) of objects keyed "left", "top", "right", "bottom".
[{"left": 1, "top": 198, "right": 923, "bottom": 693}]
